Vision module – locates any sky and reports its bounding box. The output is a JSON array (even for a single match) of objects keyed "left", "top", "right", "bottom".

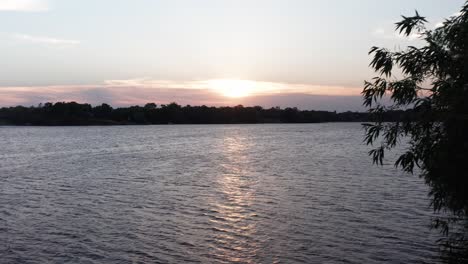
[{"left": 0, "top": 0, "right": 465, "bottom": 111}]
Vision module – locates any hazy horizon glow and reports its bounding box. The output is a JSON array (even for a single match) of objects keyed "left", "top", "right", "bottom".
[
  {"left": 0, "top": 79, "right": 364, "bottom": 111},
  {"left": 0, "top": 0, "right": 464, "bottom": 110}
]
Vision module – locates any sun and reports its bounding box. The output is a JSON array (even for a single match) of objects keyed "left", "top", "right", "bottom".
[{"left": 208, "top": 79, "right": 256, "bottom": 98}]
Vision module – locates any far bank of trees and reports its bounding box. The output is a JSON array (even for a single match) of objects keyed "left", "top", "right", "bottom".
[{"left": 0, "top": 102, "right": 408, "bottom": 125}]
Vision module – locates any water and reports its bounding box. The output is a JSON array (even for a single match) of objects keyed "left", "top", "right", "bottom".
[{"left": 0, "top": 123, "right": 441, "bottom": 263}]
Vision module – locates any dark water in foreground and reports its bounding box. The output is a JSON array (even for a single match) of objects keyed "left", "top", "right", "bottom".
[{"left": 0, "top": 123, "right": 441, "bottom": 263}]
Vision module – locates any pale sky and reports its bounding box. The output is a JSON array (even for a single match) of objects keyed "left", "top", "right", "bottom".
[{"left": 0, "top": 0, "right": 464, "bottom": 111}]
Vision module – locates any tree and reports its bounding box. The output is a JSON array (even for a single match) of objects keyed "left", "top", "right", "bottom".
[
  {"left": 363, "top": 2, "right": 468, "bottom": 259},
  {"left": 93, "top": 103, "right": 113, "bottom": 119},
  {"left": 144, "top": 103, "right": 157, "bottom": 110}
]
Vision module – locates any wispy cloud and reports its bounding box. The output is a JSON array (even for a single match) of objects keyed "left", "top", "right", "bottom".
[
  {"left": 14, "top": 34, "right": 80, "bottom": 45},
  {"left": 0, "top": 0, "right": 49, "bottom": 12}
]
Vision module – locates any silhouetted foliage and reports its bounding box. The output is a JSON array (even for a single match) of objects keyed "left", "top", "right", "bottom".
[
  {"left": 0, "top": 101, "right": 409, "bottom": 126},
  {"left": 363, "top": 2, "right": 468, "bottom": 261}
]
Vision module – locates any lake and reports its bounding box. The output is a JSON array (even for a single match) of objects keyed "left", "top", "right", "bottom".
[{"left": 0, "top": 123, "right": 441, "bottom": 263}]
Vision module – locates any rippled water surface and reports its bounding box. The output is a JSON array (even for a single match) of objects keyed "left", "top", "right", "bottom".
[{"left": 0, "top": 124, "right": 441, "bottom": 263}]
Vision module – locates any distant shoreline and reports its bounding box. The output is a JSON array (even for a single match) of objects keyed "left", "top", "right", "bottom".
[
  {"left": 0, "top": 121, "right": 369, "bottom": 127},
  {"left": 0, "top": 102, "right": 410, "bottom": 126}
]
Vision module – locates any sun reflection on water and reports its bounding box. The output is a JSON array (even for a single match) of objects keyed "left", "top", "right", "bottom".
[{"left": 209, "top": 134, "right": 261, "bottom": 263}]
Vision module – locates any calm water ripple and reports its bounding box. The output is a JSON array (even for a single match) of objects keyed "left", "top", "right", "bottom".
[{"left": 0, "top": 123, "right": 441, "bottom": 263}]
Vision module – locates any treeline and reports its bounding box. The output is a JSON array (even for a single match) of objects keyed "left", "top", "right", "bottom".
[{"left": 0, "top": 102, "right": 407, "bottom": 125}]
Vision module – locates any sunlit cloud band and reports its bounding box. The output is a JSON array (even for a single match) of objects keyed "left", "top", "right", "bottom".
[{"left": 0, "top": 79, "right": 363, "bottom": 111}]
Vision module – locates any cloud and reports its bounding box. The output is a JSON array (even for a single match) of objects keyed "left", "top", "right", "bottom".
[
  {"left": 239, "top": 94, "right": 367, "bottom": 112},
  {"left": 104, "top": 78, "right": 362, "bottom": 96},
  {"left": 372, "top": 28, "right": 422, "bottom": 41},
  {"left": 0, "top": 85, "right": 225, "bottom": 108},
  {"left": 452, "top": 11, "right": 463, "bottom": 18},
  {"left": 0, "top": 79, "right": 364, "bottom": 111},
  {"left": 103, "top": 78, "right": 207, "bottom": 89},
  {"left": 434, "top": 11, "right": 463, "bottom": 29},
  {"left": 0, "top": 0, "right": 49, "bottom": 12},
  {"left": 434, "top": 22, "right": 445, "bottom": 29},
  {"left": 14, "top": 34, "right": 80, "bottom": 45}
]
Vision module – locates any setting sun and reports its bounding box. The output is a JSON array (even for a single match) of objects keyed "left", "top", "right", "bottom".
[{"left": 208, "top": 79, "right": 256, "bottom": 98}]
